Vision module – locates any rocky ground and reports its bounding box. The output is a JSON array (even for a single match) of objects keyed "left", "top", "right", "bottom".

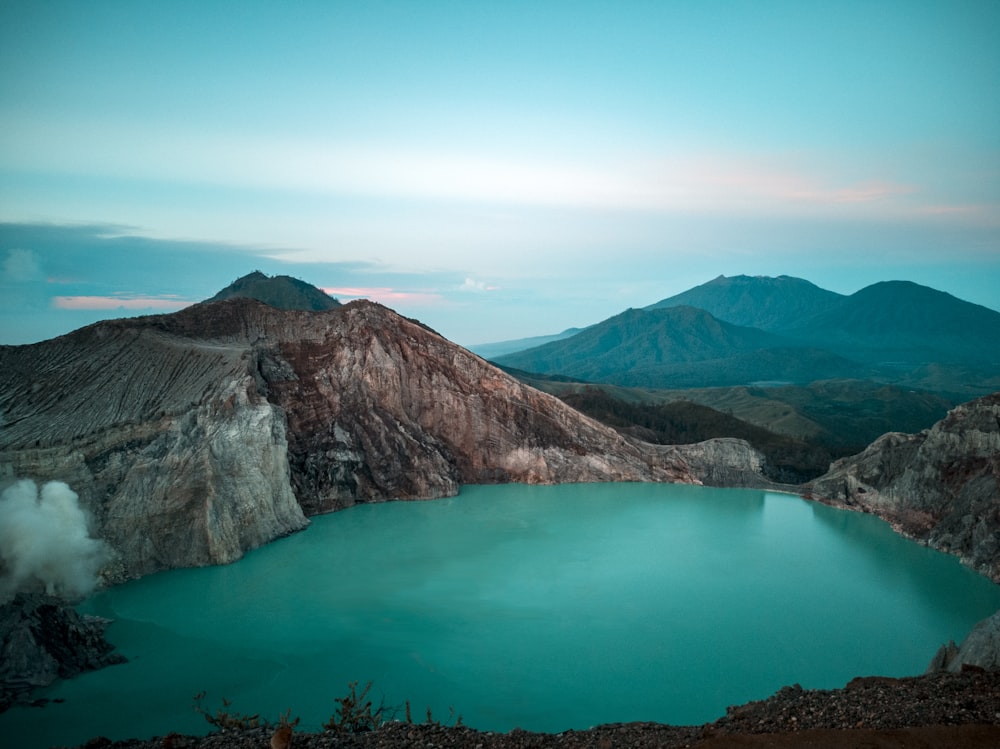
[{"left": 70, "top": 670, "right": 1000, "bottom": 749}]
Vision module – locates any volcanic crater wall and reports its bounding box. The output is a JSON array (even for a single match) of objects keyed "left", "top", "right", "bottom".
[{"left": 1, "top": 299, "right": 766, "bottom": 582}]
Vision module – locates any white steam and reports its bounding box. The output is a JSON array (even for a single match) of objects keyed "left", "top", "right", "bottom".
[{"left": 0, "top": 479, "right": 109, "bottom": 602}]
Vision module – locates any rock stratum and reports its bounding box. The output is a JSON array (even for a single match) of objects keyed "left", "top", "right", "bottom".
[
  {"left": 807, "top": 392, "right": 1000, "bottom": 582},
  {"left": 0, "top": 298, "right": 765, "bottom": 583}
]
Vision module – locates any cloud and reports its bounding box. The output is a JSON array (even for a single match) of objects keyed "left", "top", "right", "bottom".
[
  {"left": 2, "top": 116, "right": 936, "bottom": 220},
  {"left": 53, "top": 294, "right": 194, "bottom": 311},
  {"left": 2, "top": 248, "right": 43, "bottom": 282},
  {"left": 458, "top": 277, "right": 499, "bottom": 292},
  {"left": 0, "top": 480, "right": 110, "bottom": 602},
  {"left": 321, "top": 286, "right": 445, "bottom": 306}
]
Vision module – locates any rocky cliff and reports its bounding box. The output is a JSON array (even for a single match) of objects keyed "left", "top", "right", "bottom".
[
  {"left": 0, "top": 298, "right": 765, "bottom": 582},
  {"left": 806, "top": 392, "right": 1000, "bottom": 581}
]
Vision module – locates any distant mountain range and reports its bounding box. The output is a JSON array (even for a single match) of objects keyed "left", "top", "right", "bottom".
[
  {"left": 470, "top": 328, "right": 584, "bottom": 360},
  {"left": 491, "top": 275, "right": 1000, "bottom": 396}
]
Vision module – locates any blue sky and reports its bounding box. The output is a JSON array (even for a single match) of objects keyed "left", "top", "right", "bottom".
[{"left": 1, "top": 0, "right": 998, "bottom": 346}]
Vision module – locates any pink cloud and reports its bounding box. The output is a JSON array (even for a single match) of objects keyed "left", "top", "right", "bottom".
[
  {"left": 800, "top": 180, "right": 917, "bottom": 204},
  {"left": 53, "top": 295, "right": 194, "bottom": 311},
  {"left": 322, "top": 287, "right": 444, "bottom": 306},
  {"left": 690, "top": 159, "right": 915, "bottom": 205},
  {"left": 637, "top": 153, "right": 920, "bottom": 216},
  {"left": 918, "top": 204, "right": 980, "bottom": 216}
]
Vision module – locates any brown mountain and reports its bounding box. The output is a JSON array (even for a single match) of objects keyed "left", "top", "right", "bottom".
[{"left": 0, "top": 296, "right": 768, "bottom": 583}]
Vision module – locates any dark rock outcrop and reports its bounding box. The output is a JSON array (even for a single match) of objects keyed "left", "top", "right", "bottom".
[
  {"left": 929, "top": 608, "right": 1000, "bottom": 672},
  {"left": 208, "top": 271, "right": 341, "bottom": 310},
  {"left": 0, "top": 593, "right": 125, "bottom": 711},
  {"left": 1, "top": 298, "right": 765, "bottom": 582},
  {"left": 806, "top": 392, "right": 1000, "bottom": 581}
]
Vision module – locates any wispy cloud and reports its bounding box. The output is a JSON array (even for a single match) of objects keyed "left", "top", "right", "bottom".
[
  {"left": 3, "top": 115, "right": 937, "bottom": 220},
  {"left": 322, "top": 286, "right": 445, "bottom": 306},
  {"left": 458, "top": 277, "right": 499, "bottom": 293},
  {"left": 2, "top": 248, "right": 43, "bottom": 282},
  {"left": 53, "top": 294, "right": 194, "bottom": 311}
]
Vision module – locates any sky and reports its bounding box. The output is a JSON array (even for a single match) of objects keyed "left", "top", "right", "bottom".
[{"left": 1, "top": 0, "right": 998, "bottom": 347}]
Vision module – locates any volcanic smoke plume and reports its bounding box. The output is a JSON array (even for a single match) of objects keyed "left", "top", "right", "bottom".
[{"left": 0, "top": 479, "right": 109, "bottom": 602}]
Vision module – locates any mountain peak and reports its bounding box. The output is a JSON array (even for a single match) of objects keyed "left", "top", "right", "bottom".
[
  {"left": 646, "top": 274, "right": 842, "bottom": 330},
  {"left": 207, "top": 271, "right": 341, "bottom": 311},
  {"left": 788, "top": 279, "right": 1000, "bottom": 364}
]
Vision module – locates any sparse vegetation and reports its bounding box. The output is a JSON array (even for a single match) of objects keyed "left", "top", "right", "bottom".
[
  {"left": 192, "top": 692, "right": 264, "bottom": 731},
  {"left": 192, "top": 693, "right": 300, "bottom": 733},
  {"left": 194, "top": 682, "right": 462, "bottom": 737},
  {"left": 559, "top": 387, "right": 836, "bottom": 483},
  {"left": 323, "top": 680, "right": 387, "bottom": 733}
]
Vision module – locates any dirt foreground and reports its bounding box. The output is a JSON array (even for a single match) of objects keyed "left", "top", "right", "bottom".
[{"left": 72, "top": 670, "right": 1000, "bottom": 749}]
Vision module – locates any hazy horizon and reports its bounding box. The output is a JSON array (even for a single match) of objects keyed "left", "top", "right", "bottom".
[{"left": 2, "top": 1, "right": 998, "bottom": 346}]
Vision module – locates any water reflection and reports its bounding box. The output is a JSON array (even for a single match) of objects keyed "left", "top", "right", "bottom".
[{"left": 808, "top": 499, "right": 999, "bottom": 636}]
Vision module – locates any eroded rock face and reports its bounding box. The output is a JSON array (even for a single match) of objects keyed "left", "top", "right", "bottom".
[
  {"left": 2, "top": 299, "right": 767, "bottom": 581},
  {"left": 0, "top": 318, "right": 308, "bottom": 582},
  {"left": 263, "top": 302, "right": 702, "bottom": 514},
  {"left": 807, "top": 392, "right": 1000, "bottom": 581}
]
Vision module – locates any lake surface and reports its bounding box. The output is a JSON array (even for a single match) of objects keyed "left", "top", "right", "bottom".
[{"left": 5, "top": 483, "right": 1000, "bottom": 748}]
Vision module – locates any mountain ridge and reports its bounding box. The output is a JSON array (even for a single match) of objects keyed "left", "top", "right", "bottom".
[
  {"left": 646, "top": 273, "right": 843, "bottom": 330},
  {"left": 494, "top": 275, "right": 1000, "bottom": 394},
  {"left": 786, "top": 280, "right": 1000, "bottom": 365}
]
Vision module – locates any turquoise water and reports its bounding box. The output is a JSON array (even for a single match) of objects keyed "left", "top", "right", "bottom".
[{"left": 4, "top": 483, "right": 1000, "bottom": 748}]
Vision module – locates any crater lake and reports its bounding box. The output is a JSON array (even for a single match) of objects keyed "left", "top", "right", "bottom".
[{"left": 4, "top": 483, "right": 999, "bottom": 749}]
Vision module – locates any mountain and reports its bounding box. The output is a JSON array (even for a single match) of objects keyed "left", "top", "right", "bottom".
[
  {"left": 497, "top": 306, "right": 780, "bottom": 375},
  {"left": 468, "top": 327, "right": 584, "bottom": 359},
  {"left": 786, "top": 280, "right": 1000, "bottom": 366},
  {"left": 0, "top": 291, "right": 771, "bottom": 583},
  {"left": 807, "top": 391, "right": 1000, "bottom": 582},
  {"left": 495, "top": 277, "right": 1000, "bottom": 394},
  {"left": 646, "top": 274, "right": 843, "bottom": 330},
  {"left": 494, "top": 305, "right": 866, "bottom": 388},
  {"left": 207, "top": 270, "right": 341, "bottom": 310}
]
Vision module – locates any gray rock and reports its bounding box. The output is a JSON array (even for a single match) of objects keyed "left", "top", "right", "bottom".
[
  {"left": 928, "top": 608, "right": 1000, "bottom": 672},
  {"left": 807, "top": 392, "right": 1000, "bottom": 581}
]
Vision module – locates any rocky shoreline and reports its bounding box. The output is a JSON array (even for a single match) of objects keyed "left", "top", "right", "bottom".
[
  {"left": 0, "top": 593, "right": 126, "bottom": 712},
  {"left": 69, "top": 670, "right": 1000, "bottom": 749}
]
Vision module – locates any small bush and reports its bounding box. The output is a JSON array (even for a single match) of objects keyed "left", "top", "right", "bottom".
[
  {"left": 192, "top": 692, "right": 262, "bottom": 731},
  {"left": 324, "top": 680, "right": 386, "bottom": 733},
  {"left": 192, "top": 693, "right": 298, "bottom": 733}
]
